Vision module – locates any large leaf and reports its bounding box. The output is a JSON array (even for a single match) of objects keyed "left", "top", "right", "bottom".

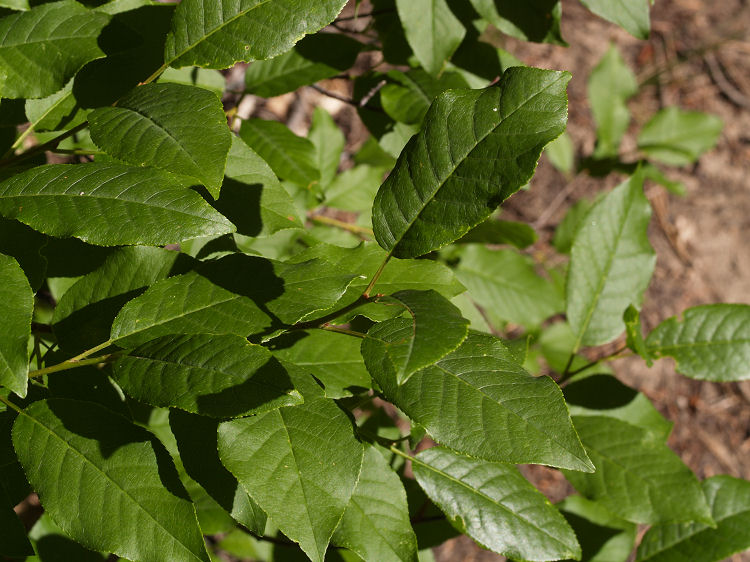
[
  {"left": 372, "top": 67, "right": 570, "bottom": 258},
  {"left": 0, "top": 254, "right": 32, "bottom": 398},
  {"left": 368, "top": 332, "right": 594, "bottom": 471},
  {"left": 563, "top": 416, "right": 712, "bottom": 525},
  {"left": 588, "top": 44, "right": 637, "bottom": 157},
  {"left": 469, "top": 0, "right": 564, "bottom": 45},
  {"left": 636, "top": 475, "right": 750, "bottom": 562},
  {"left": 239, "top": 118, "right": 320, "bottom": 188},
  {"left": 412, "top": 447, "right": 580, "bottom": 561},
  {"left": 455, "top": 245, "right": 562, "bottom": 329},
  {"left": 12, "top": 399, "right": 209, "bottom": 561},
  {"left": 89, "top": 83, "right": 231, "bottom": 195},
  {"left": 361, "top": 290, "right": 469, "bottom": 384},
  {"left": 332, "top": 445, "right": 418, "bottom": 562},
  {"left": 218, "top": 396, "right": 364, "bottom": 562},
  {"left": 213, "top": 136, "right": 302, "bottom": 237},
  {"left": 0, "top": 163, "right": 235, "bottom": 246},
  {"left": 0, "top": 483, "right": 32, "bottom": 557},
  {"left": 646, "top": 304, "right": 750, "bottom": 381},
  {"left": 110, "top": 253, "right": 355, "bottom": 347},
  {"left": 0, "top": 1, "right": 110, "bottom": 98},
  {"left": 580, "top": 0, "right": 650, "bottom": 39},
  {"left": 566, "top": 172, "right": 655, "bottom": 349},
  {"left": 395, "top": 0, "right": 465, "bottom": 76},
  {"left": 113, "top": 334, "right": 301, "bottom": 417},
  {"left": 637, "top": 107, "right": 723, "bottom": 166},
  {"left": 163, "top": 0, "right": 348, "bottom": 69}
]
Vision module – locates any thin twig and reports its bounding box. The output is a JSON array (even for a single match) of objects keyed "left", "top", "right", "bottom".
[
  {"left": 308, "top": 214, "right": 374, "bottom": 238},
  {"left": 0, "top": 122, "right": 88, "bottom": 167},
  {"left": 705, "top": 52, "right": 750, "bottom": 109},
  {"left": 28, "top": 353, "right": 120, "bottom": 379},
  {"left": 363, "top": 253, "right": 391, "bottom": 298}
]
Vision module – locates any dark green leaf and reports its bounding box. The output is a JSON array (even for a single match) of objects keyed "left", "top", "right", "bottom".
[
  {"left": 563, "top": 416, "right": 712, "bottom": 525},
  {"left": 239, "top": 119, "right": 320, "bottom": 188},
  {"left": 566, "top": 172, "right": 655, "bottom": 349},
  {"left": 457, "top": 217, "right": 537, "bottom": 248},
  {"left": 637, "top": 107, "right": 723, "bottom": 166},
  {"left": 218, "top": 396, "right": 364, "bottom": 562},
  {"left": 646, "top": 304, "right": 750, "bottom": 381},
  {"left": 551, "top": 197, "right": 593, "bottom": 254},
  {"left": 113, "top": 334, "right": 302, "bottom": 417},
  {"left": 332, "top": 445, "right": 418, "bottom": 562},
  {"left": 164, "top": 0, "right": 348, "bottom": 69},
  {"left": 0, "top": 218, "right": 47, "bottom": 290},
  {"left": 0, "top": 482, "right": 32, "bottom": 557},
  {"left": 0, "top": 163, "right": 235, "bottom": 246},
  {"left": 372, "top": 67, "right": 570, "bottom": 258},
  {"left": 27, "top": 513, "right": 106, "bottom": 562},
  {"left": 89, "top": 83, "right": 231, "bottom": 195},
  {"left": 362, "top": 289, "right": 469, "bottom": 384},
  {"left": 580, "top": 0, "right": 651, "bottom": 39},
  {"left": 381, "top": 69, "right": 468, "bottom": 125},
  {"left": 25, "top": 78, "right": 87, "bottom": 132},
  {"left": 469, "top": 0, "right": 565, "bottom": 45},
  {"left": 369, "top": 332, "right": 594, "bottom": 471},
  {"left": 0, "top": 1, "right": 110, "bottom": 98},
  {"left": 12, "top": 399, "right": 209, "bottom": 561},
  {"left": 412, "top": 446, "right": 581, "bottom": 560},
  {"left": 0, "top": 254, "right": 32, "bottom": 398},
  {"left": 636, "top": 475, "right": 750, "bottom": 562}
]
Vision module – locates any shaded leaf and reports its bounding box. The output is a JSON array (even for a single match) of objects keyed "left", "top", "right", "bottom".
[
  {"left": 412, "top": 446, "right": 581, "bottom": 561},
  {"left": 159, "top": 66, "right": 226, "bottom": 96},
  {"left": 27, "top": 512, "right": 106, "bottom": 562},
  {"left": 469, "top": 0, "right": 564, "bottom": 45},
  {"left": 637, "top": 107, "right": 723, "bottom": 166},
  {"left": 0, "top": 217, "right": 47, "bottom": 290},
  {"left": 396, "top": 0, "right": 465, "bottom": 75},
  {"left": 580, "top": 0, "right": 651, "bottom": 39},
  {"left": 0, "top": 254, "right": 32, "bottom": 398},
  {"left": 381, "top": 69, "right": 468, "bottom": 125},
  {"left": 457, "top": 217, "right": 537, "bottom": 248},
  {"left": 25, "top": 78, "right": 87, "bottom": 132},
  {"left": 0, "top": 482, "right": 32, "bottom": 557},
  {"left": 372, "top": 67, "right": 570, "bottom": 258},
  {"left": 646, "top": 304, "right": 750, "bottom": 381},
  {"left": 0, "top": 163, "right": 235, "bottom": 246},
  {"left": 552, "top": 197, "right": 593, "bottom": 254}
]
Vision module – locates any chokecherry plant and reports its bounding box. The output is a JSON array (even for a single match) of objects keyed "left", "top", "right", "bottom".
[{"left": 0, "top": 0, "right": 748, "bottom": 561}]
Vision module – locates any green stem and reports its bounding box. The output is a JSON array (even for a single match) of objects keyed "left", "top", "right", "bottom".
[
  {"left": 49, "top": 148, "right": 106, "bottom": 156},
  {"left": 142, "top": 63, "right": 168, "bottom": 86},
  {"left": 28, "top": 353, "right": 120, "bottom": 379},
  {"left": 363, "top": 253, "right": 391, "bottom": 298},
  {"left": 389, "top": 445, "right": 413, "bottom": 461},
  {"left": 0, "top": 122, "right": 88, "bottom": 168},
  {"left": 558, "top": 344, "right": 629, "bottom": 384},
  {"left": 308, "top": 214, "right": 374, "bottom": 238},
  {"left": 0, "top": 394, "right": 22, "bottom": 414}
]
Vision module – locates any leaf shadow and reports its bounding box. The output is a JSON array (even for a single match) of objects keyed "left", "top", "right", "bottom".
[
  {"left": 210, "top": 178, "right": 264, "bottom": 237},
  {"left": 563, "top": 374, "right": 639, "bottom": 410}
]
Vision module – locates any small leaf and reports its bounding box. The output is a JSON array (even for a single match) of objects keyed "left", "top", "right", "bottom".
[
  {"left": 624, "top": 305, "right": 653, "bottom": 365},
  {"left": 412, "top": 447, "right": 581, "bottom": 561},
  {"left": 0, "top": 482, "right": 33, "bottom": 557},
  {"left": 0, "top": 163, "right": 235, "bottom": 246},
  {"left": 637, "top": 107, "right": 723, "bottom": 166},
  {"left": 372, "top": 67, "right": 570, "bottom": 258},
  {"left": 332, "top": 445, "right": 418, "bottom": 562},
  {"left": 164, "top": 0, "right": 348, "bottom": 69},
  {"left": 309, "top": 107, "right": 346, "bottom": 191},
  {"left": 563, "top": 416, "right": 713, "bottom": 525},
  {"left": 0, "top": 254, "right": 32, "bottom": 398},
  {"left": 362, "top": 290, "right": 469, "bottom": 384},
  {"left": 89, "top": 83, "right": 231, "bottom": 195},
  {"left": 646, "top": 304, "right": 750, "bottom": 381},
  {"left": 580, "top": 0, "right": 651, "bottom": 39},
  {"left": 12, "top": 399, "right": 209, "bottom": 561},
  {"left": 457, "top": 218, "right": 537, "bottom": 248},
  {"left": 469, "top": 0, "right": 565, "bottom": 45},
  {"left": 239, "top": 119, "right": 320, "bottom": 188},
  {"left": 369, "top": 331, "right": 594, "bottom": 471},
  {"left": 636, "top": 475, "right": 750, "bottom": 562},
  {"left": 0, "top": 1, "right": 110, "bottom": 98},
  {"left": 566, "top": 172, "right": 655, "bottom": 349},
  {"left": 545, "top": 130, "right": 574, "bottom": 174},
  {"left": 218, "top": 397, "right": 364, "bottom": 562}
]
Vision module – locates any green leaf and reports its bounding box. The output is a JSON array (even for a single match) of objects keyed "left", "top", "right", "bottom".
[
  {"left": 455, "top": 246, "right": 562, "bottom": 329},
  {"left": 309, "top": 107, "right": 346, "bottom": 191},
  {"left": 457, "top": 218, "right": 537, "bottom": 248},
  {"left": 0, "top": 163, "right": 235, "bottom": 246},
  {"left": 372, "top": 67, "right": 570, "bottom": 258},
  {"left": 552, "top": 197, "right": 593, "bottom": 254},
  {"left": 566, "top": 172, "right": 655, "bottom": 349},
  {"left": 324, "top": 164, "right": 386, "bottom": 222},
  {"left": 381, "top": 69, "right": 468, "bottom": 125},
  {"left": 332, "top": 445, "right": 418, "bottom": 562},
  {"left": 169, "top": 410, "right": 267, "bottom": 534},
  {"left": 271, "top": 330, "right": 371, "bottom": 398},
  {"left": 362, "top": 290, "right": 469, "bottom": 384},
  {"left": 239, "top": 118, "right": 320, "bottom": 188},
  {"left": 27, "top": 512, "right": 107, "bottom": 562},
  {"left": 0, "top": 254, "right": 32, "bottom": 398},
  {"left": 588, "top": 44, "right": 637, "bottom": 158},
  {"left": 245, "top": 33, "right": 363, "bottom": 98},
  {"left": 636, "top": 475, "right": 750, "bottom": 562},
  {"left": 163, "top": 0, "right": 348, "bottom": 69},
  {"left": 0, "top": 1, "right": 110, "bottom": 98},
  {"left": 545, "top": 130, "right": 574, "bottom": 174},
  {"left": 645, "top": 304, "right": 750, "bottom": 381},
  {"left": 111, "top": 253, "right": 355, "bottom": 346},
  {"left": 369, "top": 332, "right": 594, "bottom": 471},
  {"left": 113, "top": 334, "right": 302, "bottom": 417},
  {"left": 159, "top": 66, "right": 226, "bottom": 97},
  {"left": 563, "top": 416, "right": 712, "bottom": 525},
  {"left": 395, "top": 0, "right": 465, "bottom": 76},
  {"left": 89, "top": 83, "right": 231, "bottom": 195},
  {"left": 0, "top": 218, "right": 47, "bottom": 291},
  {"left": 624, "top": 305, "right": 654, "bottom": 364},
  {"left": 469, "top": 0, "right": 565, "bottom": 45},
  {"left": 580, "top": 0, "right": 651, "bottom": 39},
  {"left": 52, "top": 246, "right": 192, "bottom": 353},
  {"left": 218, "top": 397, "right": 364, "bottom": 562},
  {"left": 0, "top": 482, "right": 33, "bottom": 557},
  {"left": 214, "top": 136, "right": 302, "bottom": 237},
  {"left": 637, "top": 107, "right": 723, "bottom": 166},
  {"left": 12, "top": 399, "right": 209, "bottom": 561},
  {"left": 25, "top": 78, "right": 86, "bottom": 132},
  {"left": 412, "top": 446, "right": 581, "bottom": 561}
]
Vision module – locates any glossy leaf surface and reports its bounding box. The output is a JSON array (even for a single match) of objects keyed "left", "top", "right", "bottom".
[
  {"left": 0, "top": 254, "right": 32, "bottom": 397},
  {"left": 0, "top": 163, "right": 235, "bottom": 246},
  {"left": 412, "top": 447, "right": 580, "bottom": 561},
  {"left": 372, "top": 67, "right": 570, "bottom": 258}
]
